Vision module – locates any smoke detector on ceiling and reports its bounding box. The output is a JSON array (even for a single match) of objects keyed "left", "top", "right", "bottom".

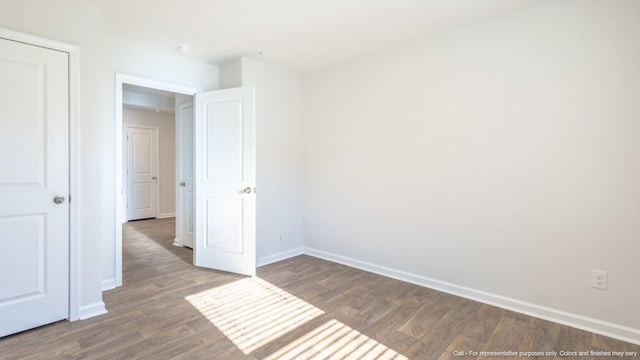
[{"left": 177, "top": 44, "right": 191, "bottom": 54}]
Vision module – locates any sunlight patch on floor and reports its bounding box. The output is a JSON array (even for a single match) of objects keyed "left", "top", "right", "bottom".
[
  {"left": 185, "top": 277, "right": 324, "bottom": 354},
  {"left": 265, "top": 319, "right": 408, "bottom": 360}
]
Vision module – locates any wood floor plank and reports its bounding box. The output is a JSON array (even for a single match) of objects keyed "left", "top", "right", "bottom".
[
  {"left": 440, "top": 335, "right": 485, "bottom": 359},
  {"left": 520, "top": 318, "right": 561, "bottom": 354},
  {"left": 459, "top": 304, "right": 506, "bottom": 344},
  {"left": 384, "top": 330, "right": 420, "bottom": 356},
  {"left": 480, "top": 316, "right": 530, "bottom": 360},
  {"left": 398, "top": 294, "right": 461, "bottom": 340},
  {"left": 406, "top": 299, "right": 483, "bottom": 359},
  {"left": 1, "top": 217, "right": 637, "bottom": 360}
]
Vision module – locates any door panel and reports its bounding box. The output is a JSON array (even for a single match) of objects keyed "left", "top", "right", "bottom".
[
  {"left": 177, "top": 103, "right": 194, "bottom": 248},
  {"left": 194, "top": 87, "right": 255, "bottom": 276},
  {"left": 205, "top": 197, "right": 243, "bottom": 253},
  {"left": 133, "top": 133, "right": 152, "bottom": 173},
  {"left": 0, "top": 58, "right": 45, "bottom": 185},
  {"left": 0, "top": 215, "right": 45, "bottom": 301},
  {"left": 133, "top": 183, "right": 152, "bottom": 210},
  {"left": 205, "top": 100, "right": 243, "bottom": 181},
  {"left": 126, "top": 127, "right": 158, "bottom": 220},
  {"left": 0, "top": 37, "right": 69, "bottom": 337}
]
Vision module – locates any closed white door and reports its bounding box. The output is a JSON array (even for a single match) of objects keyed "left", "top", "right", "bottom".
[
  {"left": 194, "top": 86, "right": 256, "bottom": 276},
  {"left": 126, "top": 127, "right": 159, "bottom": 220},
  {"left": 0, "top": 38, "right": 69, "bottom": 337},
  {"left": 177, "top": 103, "right": 194, "bottom": 248}
]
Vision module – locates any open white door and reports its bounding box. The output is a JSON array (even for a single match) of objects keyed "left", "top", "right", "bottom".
[
  {"left": 194, "top": 86, "right": 256, "bottom": 276},
  {"left": 177, "top": 102, "right": 195, "bottom": 248}
]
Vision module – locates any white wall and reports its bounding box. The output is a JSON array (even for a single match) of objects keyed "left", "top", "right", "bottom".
[
  {"left": 304, "top": 0, "right": 640, "bottom": 336},
  {"left": 222, "top": 57, "right": 306, "bottom": 262},
  {"left": 123, "top": 108, "right": 176, "bottom": 218},
  {"left": 219, "top": 58, "right": 242, "bottom": 89},
  {"left": 0, "top": 0, "right": 219, "bottom": 314}
]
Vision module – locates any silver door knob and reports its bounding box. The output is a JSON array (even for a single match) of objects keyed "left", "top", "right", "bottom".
[
  {"left": 152, "top": 176, "right": 158, "bottom": 180},
  {"left": 179, "top": 181, "right": 186, "bottom": 187},
  {"left": 53, "top": 195, "right": 66, "bottom": 204},
  {"left": 243, "top": 187, "right": 252, "bottom": 194}
]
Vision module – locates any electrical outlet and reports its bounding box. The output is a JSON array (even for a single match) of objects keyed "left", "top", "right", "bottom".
[{"left": 591, "top": 270, "right": 608, "bottom": 290}]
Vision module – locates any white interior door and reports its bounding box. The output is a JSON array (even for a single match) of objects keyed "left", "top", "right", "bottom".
[
  {"left": 126, "top": 127, "right": 159, "bottom": 220},
  {"left": 194, "top": 86, "right": 256, "bottom": 276},
  {"left": 0, "top": 37, "right": 69, "bottom": 337},
  {"left": 177, "top": 103, "right": 194, "bottom": 248}
]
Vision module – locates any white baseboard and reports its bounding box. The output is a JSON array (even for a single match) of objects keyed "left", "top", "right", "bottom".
[
  {"left": 158, "top": 213, "right": 176, "bottom": 219},
  {"left": 304, "top": 247, "right": 640, "bottom": 345},
  {"left": 101, "top": 278, "right": 116, "bottom": 291},
  {"left": 257, "top": 247, "right": 304, "bottom": 267},
  {"left": 79, "top": 301, "right": 108, "bottom": 320}
]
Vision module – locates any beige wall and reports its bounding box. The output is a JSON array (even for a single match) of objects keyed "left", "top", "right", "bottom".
[{"left": 123, "top": 108, "right": 176, "bottom": 218}]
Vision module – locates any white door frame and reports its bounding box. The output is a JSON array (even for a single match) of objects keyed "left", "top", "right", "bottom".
[
  {"left": 0, "top": 28, "right": 81, "bottom": 321},
  {"left": 114, "top": 73, "right": 200, "bottom": 288},
  {"left": 124, "top": 125, "right": 160, "bottom": 220}
]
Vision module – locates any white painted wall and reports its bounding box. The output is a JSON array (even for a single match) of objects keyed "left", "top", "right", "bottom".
[
  {"left": 219, "top": 58, "right": 242, "bottom": 89},
  {"left": 221, "top": 57, "right": 306, "bottom": 262},
  {"left": 123, "top": 108, "right": 176, "bottom": 218},
  {"left": 304, "top": 0, "right": 640, "bottom": 333},
  {"left": 0, "top": 0, "right": 219, "bottom": 312}
]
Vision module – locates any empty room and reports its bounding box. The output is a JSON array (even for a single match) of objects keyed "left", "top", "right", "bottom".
[{"left": 0, "top": 0, "right": 639, "bottom": 359}]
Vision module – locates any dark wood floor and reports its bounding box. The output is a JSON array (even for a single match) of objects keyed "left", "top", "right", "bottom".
[{"left": 1, "top": 218, "right": 638, "bottom": 359}]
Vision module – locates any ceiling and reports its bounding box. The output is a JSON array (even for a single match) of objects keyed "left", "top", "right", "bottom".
[
  {"left": 123, "top": 84, "right": 176, "bottom": 113},
  {"left": 90, "top": 0, "right": 544, "bottom": 71}
]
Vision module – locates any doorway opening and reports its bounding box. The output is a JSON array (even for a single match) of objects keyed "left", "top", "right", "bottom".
[
  {"left": 122, "top": 85, "right": 192, "bottom": 226},
  {"left": 113, "top": 74, "right": 257, "bottom": 291},
  {"left": 114, "top": 74, "right": 198, "bottom": 288}
]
